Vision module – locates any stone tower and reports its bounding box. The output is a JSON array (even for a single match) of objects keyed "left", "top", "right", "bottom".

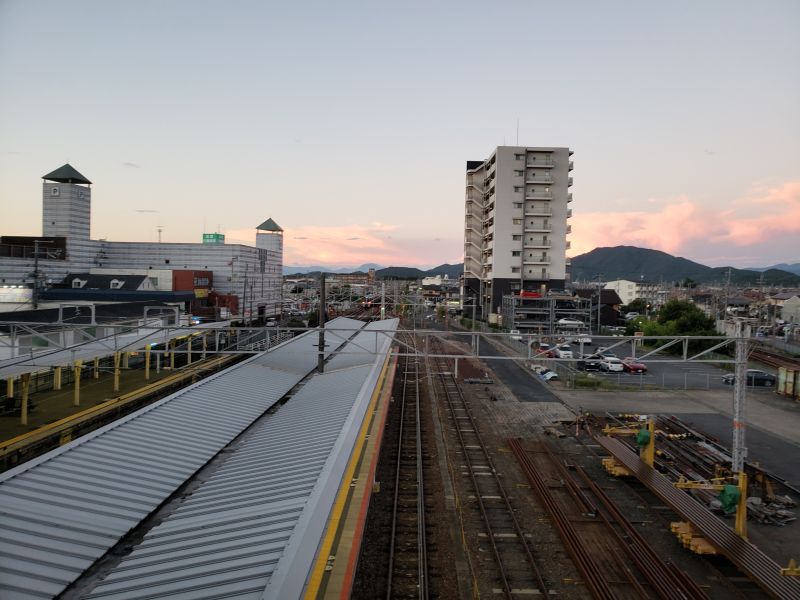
[{"left": 42, "top": 164, "right": 92, "bottom": 240}]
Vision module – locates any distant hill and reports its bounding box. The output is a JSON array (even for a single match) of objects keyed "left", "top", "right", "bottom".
[
  {"left": 376, "top": 263, "right": 463, "bottom": 280},
  {"left": 570, "top": 246, "right": 800, "bottom": 285},
  {"left": 747, "top": 262, "right": 800, "bottom": 276},
  {"left": 283, "top": 263, "right": 383, "bottom": 276}
]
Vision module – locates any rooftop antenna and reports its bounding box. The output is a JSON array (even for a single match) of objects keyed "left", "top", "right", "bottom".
[{"left": 157, "top": 225, "right": 163, "bottom": 243}]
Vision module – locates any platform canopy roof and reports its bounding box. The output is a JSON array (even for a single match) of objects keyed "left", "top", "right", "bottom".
[
  {"left": 42, "top": 163, "right": 92, "bottom": 185},
  {"left": 256, "top": 218, "right": 283, "bottom": 232}
]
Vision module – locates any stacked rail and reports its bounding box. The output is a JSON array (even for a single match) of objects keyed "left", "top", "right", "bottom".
[
  {"left": 386, "top": 347, "right": 429, "bottom": 598},
  {"left": 509, "top": 439, "right": 708, "bottom": 600},
  {"left": 430, "top": 343, "right": 548, "bottom": 598},
  {"left": 598, "top": 436, "right": 800, "bottom": 599}
]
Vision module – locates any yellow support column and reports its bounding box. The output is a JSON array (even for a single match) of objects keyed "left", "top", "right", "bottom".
[
  {"left": 202, "top": 334, "right": 207, "bottom": 360},
  {"left": 187, "top": 336, "right": 192, "bottom": 365},
  {"left": 123, "top": 352, "right": 130, "bottom": 369},
  {"left": 113, "top": 352, "right": 121, "bottom": 392},
  {"left": 54, "top": 366, "right": 62, "bottom": 390},
  {"left": 170, "top": 340, "right": 175, "bottom": 370},
  {"left": 735, "top": 472, "right": 748, "bottom": 539},
  {"left": 93, "top": 357, "right": 100, "bottom": 379},
  {"left": 6, "top": 377, "right": 14, "bottom": 400},
  {"left": 145, "top": 345, "right": 151, "bottom": 381},
  {"left": 73, "top": 360, "right": 83, "bottom": 406},
  {"left": 20, "top": 373, "right": 31, "bottom": 426}
]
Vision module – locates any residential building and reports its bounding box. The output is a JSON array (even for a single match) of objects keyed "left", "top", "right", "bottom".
[
  {"left": 463, "top": 146, "right": 573, "bottom": 319},
  {"left": 0, "top": 165, "right": 283, "bottom": 320},
  {"left": 604, "top": 279, "right": 661, "bottom": 306}
]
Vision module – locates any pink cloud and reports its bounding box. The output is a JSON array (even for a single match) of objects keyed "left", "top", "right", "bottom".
[
  {"left": 225, "top": 223, "right": 462, "bottom": 267},
  {"left": 570, "top": 181, "right": 800, "bottom": 260}
]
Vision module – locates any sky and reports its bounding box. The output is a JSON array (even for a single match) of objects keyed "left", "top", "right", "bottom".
[{"left": 1, "top": 0, "right": 798, "bottom": 269}]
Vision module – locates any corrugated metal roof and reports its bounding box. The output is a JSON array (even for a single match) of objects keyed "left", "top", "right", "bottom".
[
  {"left": 0, "top": 317, "right": 367, "bottom": 600},
  {"left": 82, "top": 318, "right": 397, "bottom": 600}
]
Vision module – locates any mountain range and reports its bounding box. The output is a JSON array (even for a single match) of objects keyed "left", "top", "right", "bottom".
[
  {"left": 283, "top": 248, "right": 799, "bottom": 285},
  {"left": 569, "top": 246, "right": 800, "bottom": 285}
]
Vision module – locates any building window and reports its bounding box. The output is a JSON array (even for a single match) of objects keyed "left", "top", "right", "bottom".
[
  {"left": 514, "top": 170, "right": 524, "bottom": 176},
  {"left": 514, "top": 186, "right": 523, "bottom": 192},
  {"left": 514, "top": 153, "right": 524, "bottom": 160},
  {"left": 511, "top": 267, "right": 520, "bottom": 273},
  {"left": 512, "top": 218, "right": 522, "bottom": 225},
  {"left": 512, "top": 251, "right": 521, "bottom": 257},
  {"left": 512, "top": 235, "right": 522, "bottom": 241},
  {"left": 513, "top": 202, "right": 522, "bottom": 209}
]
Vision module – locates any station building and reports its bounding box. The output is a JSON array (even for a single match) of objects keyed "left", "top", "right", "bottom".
[{"left": 0, "top": 165, "right": 283, "bottom": 320}]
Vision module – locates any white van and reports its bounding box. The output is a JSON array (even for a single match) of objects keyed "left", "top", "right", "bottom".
[{"left": 555, "top": 344, "right": 573, "bottom": 359}]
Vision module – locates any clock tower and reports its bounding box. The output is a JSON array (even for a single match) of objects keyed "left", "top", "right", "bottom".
[{"left": 42, "top": 164, "right": 92, "bottom": 240}]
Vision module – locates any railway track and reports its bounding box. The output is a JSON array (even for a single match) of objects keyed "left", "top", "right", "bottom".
[
  {"left": 750, "top": 348, "right": 800, "bottom": 371},
  {"left": 509, "top": 438, "right": 709, "bottom": 600},
  {"left": 386, "top": 343, "right": 430, "bottom": 598},
  {"left": 429, "top": 338, "right": 549, "bottom": 598}
]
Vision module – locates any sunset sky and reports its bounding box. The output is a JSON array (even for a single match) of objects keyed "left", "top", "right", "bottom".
[{"left": 1, "top": 1, "right": 798, "bottom": 269}]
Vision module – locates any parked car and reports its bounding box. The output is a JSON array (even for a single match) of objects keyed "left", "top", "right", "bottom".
[
  {"left": 600, "top": 356, "right": 624, "bottom": 372},
  {"left": 266, "top": 319, "right": 277, "bottom": 327},
  {"left": 722, "top": 369, "right": 776, "bottom": 387},
  {"left": 597, "top": 347, "right": 618, "bottom": 359},
  {"left": 534, "top": 343, "right": 551, "bottom": 356},
  {"left": 577, "top": 354, "right": 602, "bottom": 371},
  {"left": 509, "top": 329, "right": 522, "bottom": 341},
  {"left": 622, "top": 357, "right": 647, "bottom": 373},
  {"left": 624, "top": 312, "right": 640, "bottom": 320},
  {"left": 554, "top": 344, "right": 573, "bottom": 359},
  {"left": 573, "top": 333, "right": 593, "bottom": 345}
]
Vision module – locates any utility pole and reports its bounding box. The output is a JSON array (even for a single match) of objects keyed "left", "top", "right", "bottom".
[
  {"left": 732, "top": 319, "right": 748, "bottom": 472},
  {"left": 596, "top": 273, "right": 603, "bottom": 335},
  {"left": 31, "top": 239, "right": 53, "bottom": 310},
  {"left": 380, "top": 282, "right": 386, "bottom": 320},
  {"left": 318, "top": 273, "right": 326, "bottom": 373}
]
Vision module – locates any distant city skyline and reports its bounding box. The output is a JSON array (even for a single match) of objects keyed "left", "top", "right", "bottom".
[{"left": 1, "top": 1, "right": 798, "bottom": 269}]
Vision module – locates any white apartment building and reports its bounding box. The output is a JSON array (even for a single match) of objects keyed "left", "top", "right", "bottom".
[
  {"left": 0, "top": 165, "right": 283, "bottom": 319},
  {"left": 464, "top": 146, "right": 573, "bottom": 318},
  {"left": 604, "top": 279, "right": 661, "bottom": 306}
]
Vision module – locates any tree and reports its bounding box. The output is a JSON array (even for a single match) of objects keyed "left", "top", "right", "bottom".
[{"left": 624, "top": 298, "right": 648, "bottom": 313}]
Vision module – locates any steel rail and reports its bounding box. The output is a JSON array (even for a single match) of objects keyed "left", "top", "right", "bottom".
[
  {"left": 385, "top": 341, "right": 429, "bottom": 599},
  {"left": 430, "top": 341, "right": 548, "bottom": 597},
  {"left": 508, "top": 437, "right": 615, "bottom": 599},
  {"left": 597, "top": 436, "right": 800, "bottom": 600},
  {"left": 750, "top": 348, "right": 800, "bottom": 370}
]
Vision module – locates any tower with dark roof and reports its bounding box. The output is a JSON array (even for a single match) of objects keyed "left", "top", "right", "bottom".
[
  {"left": 42, "top": 164, "right": 92, "bottom": 240},
  {"left": 255, "top": 218, "right": 283, "bottom": 254}
]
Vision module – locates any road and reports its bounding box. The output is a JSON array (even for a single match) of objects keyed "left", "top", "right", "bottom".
[{"left": 478, "top": 335, "right": 560, "bottom": 403}]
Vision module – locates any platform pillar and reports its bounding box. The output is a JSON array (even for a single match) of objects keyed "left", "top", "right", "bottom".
[
  {"left": 93, "top": 357, "right": 100, "bottom": 379},
  {"left": 145, "top": 345, "right": 151, "bottom": 381},
  {"left": 156, "top": 351, "right": 161, "bottom": 374},
  {"left": 123, "top": 352, "right": 130, "bottom": 369},
  {"left": 202, "top": 335, "right": 207, "bottom": 360},
  {"left": 54, "top": 366, "right": 62, "bottom": 390},
  {"left": 20, "top": 373, "right": 31, "bottom": 426},
  {"left": 187, "top": 337, "right": 192, "bottom": 365},
  {"left": 73, "top": 360, "right": 83, "bottom": 406},
  {"left": 113, "top": 352, "right": 121, "bottom": 392},
  {"left": 169, "top": 340, "right": 175, "bottom": 370},
  {"left": 6, "top": 377, "right": 14, "bottom": 399}
]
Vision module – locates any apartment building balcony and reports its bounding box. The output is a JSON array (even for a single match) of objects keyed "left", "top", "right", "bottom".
[
  {"left": 568, "top": 177, "right": 574, "bottom": 186},
  {"left": 525, "top": 192, "right": 552, "bottom": 200},
  {"left": 524, "top": 207, "right": 552, "bottom": 217},
  {"left": 523, "top": 257, "right": 550, "bottom": 265},
  {"left": 566, "top": 241, "right": 571, "bottom": 249},
  {"left": 568, "top": 193, "right": 573, "bottom": 203},
  {"left": 524, "top": 225, "right": 552, "bottom": 233},
  {"left": 569, "top": 161, "right": 574, "bottom": 171},
  {"left": 566, "top": 225, "right": 572, "bottom": 234},
  {"left": 526, "top": 159, "right": 554, "bottom": 168},
  {"left": 524, "top": 240, "right": 551, "bottom": 248},
  {"left": 525, "top": 176, "right": 553, "bottom": 184},
  {"left": 566, "top": 208, "right": 572, "bottom": 218}
]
